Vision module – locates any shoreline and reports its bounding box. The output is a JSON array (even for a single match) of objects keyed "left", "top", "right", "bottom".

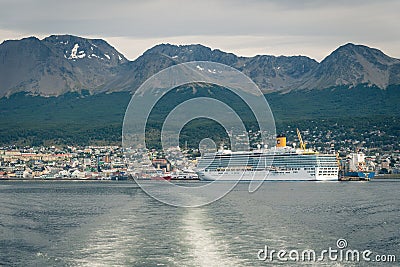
[
  {"left": 1, "top": 176, "right": 400, "bottom": 182},
  {"left": 0, "top": 178, "right": 200, "bottom": 182},
  {"left": 373, "top": 174, "right": 400, "bottom": 179},
  {"left": 0, "top": 178, "right": 123, "bottom": 182}
]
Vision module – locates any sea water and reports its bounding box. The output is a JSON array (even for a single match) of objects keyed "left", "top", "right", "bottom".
[{"left": 0, "top": 180, "right": 398, "bottom": 266}]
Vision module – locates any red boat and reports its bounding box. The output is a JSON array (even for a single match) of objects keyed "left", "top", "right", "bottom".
[{"left": 150, "top": 175, "right": 172, "bottom": 181}]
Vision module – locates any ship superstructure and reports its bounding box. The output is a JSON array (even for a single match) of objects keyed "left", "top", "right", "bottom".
[{"left": 344, "top": 152, "right": 375, "bottom": 179}]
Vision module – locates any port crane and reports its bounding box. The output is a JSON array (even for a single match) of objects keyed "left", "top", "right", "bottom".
[{"left": 296, "top": 128, "right": 306, "bottom": 150}]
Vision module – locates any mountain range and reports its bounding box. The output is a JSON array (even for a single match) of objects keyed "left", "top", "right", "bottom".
[
  {"left": 1, "top": 35, "right": 400, "bottom": 146},
  {"left": 1, "top": 35, "right": 400, "bottom": 97}
]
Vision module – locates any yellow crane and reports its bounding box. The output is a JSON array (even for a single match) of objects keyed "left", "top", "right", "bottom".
[{"left": 296, "top": 128, "right": 306, "bottom": 150}]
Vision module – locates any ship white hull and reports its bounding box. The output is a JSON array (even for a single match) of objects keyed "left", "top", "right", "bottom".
[
  {"left": 198, "top": 168, "right": 338, "bottom": 181},
  {"left": 196, "top": 146, "right": 339, "bottom": 182}
]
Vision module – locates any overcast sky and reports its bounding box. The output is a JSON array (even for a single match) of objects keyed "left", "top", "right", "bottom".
[{"left": 0, "top": 0, "right": 399, "bottom": 61}]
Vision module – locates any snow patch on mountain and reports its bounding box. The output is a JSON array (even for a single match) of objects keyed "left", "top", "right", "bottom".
[{"left": 68, "top": 44, "right": 86, "bottom": 59}]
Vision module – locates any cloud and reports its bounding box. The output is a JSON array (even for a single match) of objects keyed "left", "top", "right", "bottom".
[{"left": 0, "top": 0, "right": 399, "bottom": 60}]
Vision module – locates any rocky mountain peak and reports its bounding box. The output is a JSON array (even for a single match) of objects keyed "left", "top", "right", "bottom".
[
  {"left": 142, "top": 43, "right": 238, "bottom": 66},
  {"left": 0, "top": 35, "right": 129, "bottom": 97},
  {"left": 42, "top": 34, "right": 127, "bottom": 65},
  {"left": 298, "top": 43, "right": 400, "bottom": 90}
]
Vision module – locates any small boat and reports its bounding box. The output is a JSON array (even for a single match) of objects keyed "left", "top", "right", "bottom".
[{"left": 151, "top": 175, "right": 171, "bottom": 181}]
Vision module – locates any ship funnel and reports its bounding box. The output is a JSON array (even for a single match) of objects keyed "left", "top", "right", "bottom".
[{"left": 276, "top": 134, "right": 286, "bottom": 147}]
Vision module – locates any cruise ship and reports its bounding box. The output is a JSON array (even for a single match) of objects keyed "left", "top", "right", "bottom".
[{"left": 196, "top": 131, "right": 339, "bottom": 181}]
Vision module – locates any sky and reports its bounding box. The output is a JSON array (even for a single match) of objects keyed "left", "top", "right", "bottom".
[{"left": 0, "top": 0, "right": 399, "bottom": 62}]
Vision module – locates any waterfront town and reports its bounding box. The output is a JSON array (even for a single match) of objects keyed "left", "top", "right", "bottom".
[{"left": 1, "top": 128, "right": 399, "bottom": 180}]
